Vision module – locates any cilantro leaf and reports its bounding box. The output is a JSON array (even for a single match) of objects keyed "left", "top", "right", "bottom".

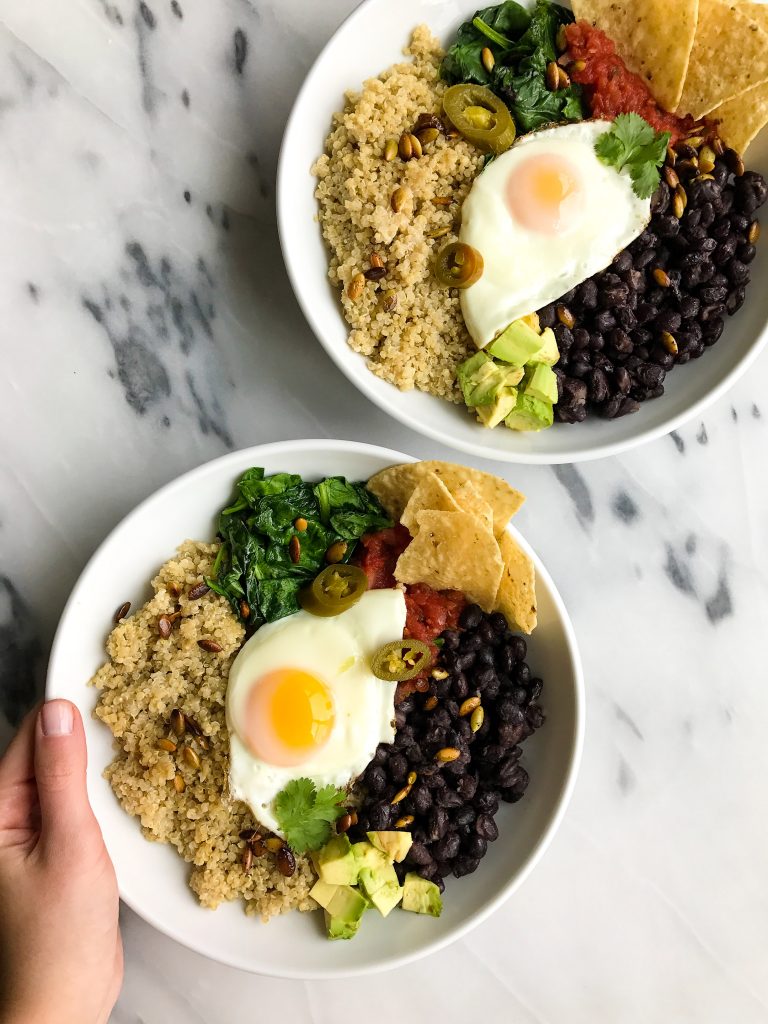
[
  {"left": 274, "top": 778, "right": 346, "bottom": 853},
  {"left": 594, "top": 113, "right": 671, "bottom": 199}
]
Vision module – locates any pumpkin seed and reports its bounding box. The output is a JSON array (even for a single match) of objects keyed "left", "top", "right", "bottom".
[
  {"left": 379, "top": 290, "right": 398, "bottom": 313},
  {"left": 347, "top": 273, "right": 365, "bottom": 300},
  {"left": 653, "top": 268, "right": 671, "bottom": 288},
  {"left": 370, "top": 252, "right": 384, "bottom": 269},
  {"left": 242, "top": 846, "right": 253, "bottom": 872},
  {"left": 427, "top": 224, "right": 452, "bottom": 239},
  {"left": 748, "top": 221, "right": 761, "bottom": 245},
  {"left": 239, "top": 599, "right": 251, "bottom": 621},
  {"left": 294, "top": 517, "right": 308, "bottom": 531},
  {"left": 113, "top": 601, "right": 131, "bottom": 624},
  {"left": 325, "top": 540, "right": 348, "bottom": 564},
  {"left": 470, "top": 706, "right": 485, "bottom": 733},
  {"left": 408, "top": 132, "right": 423, "bottom": 159},
  {"left": 182, "top": 746, "right": 200, "bottom": 769},
  {"left": 265, "top": 837, "right": 284, "bottom": 853},
  {"left": 390, "top": 785, "right": 411, "bottom": 804},
  {"left": 407, "top": 770, "right": 418, "bottom": 786},
  {"left": 277, "top": 846, "right": 296, "bottom": 878},
  {"left": 556, "top": 303, "right": 575, "bottom": 329},
  {"left": 661, "top": 331, "right": 678, "bottom": 355},
  {"left": 383, "top": 138, "right": 398, "bottom": 161},
  {"left": 424, "top": 695, "right": 438, "bottom": 710},
  {"left": 157, "top": 738, "right": 177, "bottom": 753},
  {"left": 364, "top": 266, "right": 387, "bottom": 281},
  {"left": 557, "top": 66, "right": 571, "bottom": 89},
  {"left": 170, "top": 708, "right": 186, "bottom": 737},
  {"left": 395, "top": 815, "right": 414, "bottom": 828},
  {"left": 198, "top": 638, "right": 222, "bottom": 653},
  {"left": 698, "top": 145, "right": 716, "bottom": 173},
  {"left": 545, "top": 60, "right": 559, "bottom": 91},
  {"left": 712, "top": 136, "right": 724, "bottom": 156},
  {"left": 398, "top": 132, "right": 413, "bottom": 160},
  {"left": 158, "top": 615, "right": 173, "bottom": 638},
  {"left": 664, "top": 165, "right": 680, "bottom": 190},
  {"left": 416, "top": 127, "right": 440, "bottom": 146},
  {"left": 336, "top": 813, "right": 353, "bottom": 834},
  {"left": 459, "top": 695, "right": 481, "bottom": 717},
  {"left": 188, "top": 581, "right": 210, "bottom": 600},
  {"left": 481, "top": 46, "right": 495, "bottom": 73},
  {"left": 724, "top": 148, "right": 745, "bottom": 178},
  {"left": 288, "top": 535, "right": 301, "bottom": 564},
  {"left": 391, "top": 186, "right": 409, "bottom": 213},
  {"left": 436, "top": 747, "right": 460, "bottom": 763},
  {"left": 431, "top": 668, "right": 449, "bottom": 680},
  {"left": 556, "top": 24, "right": 567, "bottom": 51},
  {"left": 173, "top": 774, "right": 186, "bottom": 793}
]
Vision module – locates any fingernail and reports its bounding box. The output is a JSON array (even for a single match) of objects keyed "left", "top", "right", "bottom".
[{"left": 41, "top": 701, "right": 74, "bottom": 737}]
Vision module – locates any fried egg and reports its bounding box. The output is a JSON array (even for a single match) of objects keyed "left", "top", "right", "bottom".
[
  {"left": 226, "top": 588, "right": 406, "bottom": 835},
  {"left": 459, "top": 120, "right": 651, "bottom": 348}
]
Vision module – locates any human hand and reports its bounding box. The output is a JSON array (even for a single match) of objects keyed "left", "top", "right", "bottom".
[{"left": 0, "top": 700, "right": 122, "bottom": 1024}]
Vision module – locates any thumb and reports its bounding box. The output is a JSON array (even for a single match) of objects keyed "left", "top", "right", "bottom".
[{"left": 34, "top": 700, "right": 95, "bottom": 852}]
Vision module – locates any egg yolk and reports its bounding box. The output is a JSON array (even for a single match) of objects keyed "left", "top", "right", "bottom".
[
  {"left": 242, "top": 669, "right": 335, "bottom": 766},
  {"left": 506, "top": 153, "right": 584, "bottom": 235}
]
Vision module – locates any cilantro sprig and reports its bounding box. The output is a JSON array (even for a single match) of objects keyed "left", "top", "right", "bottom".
[
  {"left": 594, "top": 113, "right": 671, "bottom": 199},
  {"left": 274, "top": 778, "right": 346, "bottom": 853}
]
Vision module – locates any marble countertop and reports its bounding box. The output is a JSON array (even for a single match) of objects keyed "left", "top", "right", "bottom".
[{"left": 1, "top": 0, "right": 768, "bottom": 1020}]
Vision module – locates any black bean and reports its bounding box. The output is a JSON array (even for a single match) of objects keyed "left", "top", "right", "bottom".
[
  {"left": 456, "top": 773, "right": 478, "bottom": 801},
  {"left": 475, "top": 790, "right": 499, "bottom": 815},
  {"left": 703, "top": 319, "right": 725, "bottom": 345},
  {"left": 728, "top": 259, "right": 750, "bottom": 285},
  {"left": 434, "top": 832, "right": 460, "bottom": 861},
  {"left": 679, "top": 294, "right": 700, "bottom": 319},
  {"left": 453, "top": 805, "right": 475, "bottom": 828},
  {"left": 459, "top": 604, "right": 482, "bottom": 630},
  {"left": 578, "top": 278, "right": 598, "bottom": 308},
  {"left": 726, "top": 287, "right": 746, "bottom": 314},
  {"left": 453, "top": 856, "right": 480, "bottom": 878},
  {"left": 618, "top": 397, "right": 641, "bottom": 417},
  {"left": 426, "top": 806, "right": 448, "bottom": 841},
  {"left": 437, "top": 787, "right": 463, "bottom": 809},
  {"left": 554, "top": 323, "right": 574, "bottom": 351},
  {"left": 526, "top": 703, "right": 546, "bottom": 729},
  {"left": 735, "top": 171, "right": 768, "bottom": 214},
  {"left": 408, "top": 841, "right": 433, "bottom": 866},
  {"left": 441, "top": 629, "right": 460, "bottom": 651},
  {"left": 369, "top": 802, "right": 392, "bottom": 829},
  {"left": 475, "top": 814, "right": 499, "bottom": 841},
  {"left": 654, "top": 309, "right": 681, "bottom": 333},
  {"left": 366, "top": 765, "right": 387, "bottom": 794},
  {"left": 594, "top": 309, "right": 617, "bottom": 332},
  {"left": 634, "top": 248, "right": 656, "bottom": 269}
]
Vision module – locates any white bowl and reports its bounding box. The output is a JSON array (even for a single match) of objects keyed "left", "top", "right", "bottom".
[
  {"left": 47, "top": 439, "right": 583, "bottom": 978},
  {"left": 277, "top": 0, "right": 768, "bottom": 464}
]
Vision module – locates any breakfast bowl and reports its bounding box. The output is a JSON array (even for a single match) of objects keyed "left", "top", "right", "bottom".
[
  {"left": 277, "top": 0, "right": 768, "bottom": 464},
  {"left": 46, "top": 439, "right": 583, "bottom": 978}
]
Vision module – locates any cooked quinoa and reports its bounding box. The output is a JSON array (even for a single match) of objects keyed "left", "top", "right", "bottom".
[
  {"left": 313, "top": 26, "right": 483, "bottom": 401},
  {"left": 91, "top": 541, "right": 316, "bottom": 922}
]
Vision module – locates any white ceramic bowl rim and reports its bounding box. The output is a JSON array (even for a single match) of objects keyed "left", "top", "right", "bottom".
[
  {"left": 277, "top": 0, "right": 768, "bottom": 464},
  {"left": 47, "top": 439, "right": 584, "bottom": 978}
]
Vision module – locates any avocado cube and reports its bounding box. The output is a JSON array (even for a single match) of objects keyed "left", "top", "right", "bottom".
[
  {"left": 309, "top": 878, "right": 340, "bottom": 911},
  {"left": 325, "top": 913, "right": 362, "bottom": 940},
  {"left": 534, "top": 326, "right": 560, "bottom": 366},
  {"left": 505, "top": 392, "right": 554, "bottom": 432},
  {"left": 367, "top": 830, "right": 413, "bottom": 863},
  {"left": 370, "top": 879, "right": 404, "bottom": 918},
  {"left": 524, "top": 362, "right": 558, "bottom": 405},
  {"left": 401, "top": 872, "right": 443, "bottom": 917},
  {"left": 487, "top": 318, "right": 543, "bottom": 365},
  {"left": 313, "top": 834, "right": 359, "bottom": 886},
  {"left": 476, "top": 387, "right": 518, "bottom": 428}
]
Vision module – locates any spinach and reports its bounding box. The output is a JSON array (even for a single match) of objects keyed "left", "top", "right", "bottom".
[
  {"left": 441, "top": 0, "right": 582, "bottom": 131},
  {"left": 442, "top": 1, "right": 531, "bottom": 85},
  {"left": 207, "top": 468, "right": 392, "bottom": 625}
]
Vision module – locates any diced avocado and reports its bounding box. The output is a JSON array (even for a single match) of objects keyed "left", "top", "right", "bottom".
[
  {"left": 351, "top": 840, "right": 385, "bottom": 869},
  {"left": 534, "top": 326, "right": 559, "bottom": 366},
  {"left": 457, "top": 352, "right": 519, "bottom": 408},
  {"left": 476, "top": 387, "right": 518, "bottom": 428},
  {"left": 401, "top": 872, "right": 443, "bottom": 917},
  {"left": 369, "top": 879, "right": 404, "bottom": 917},
  {"left": 309, "top": 878, "right": 340, "bottom": 911},
  {"left": 325, "top": 912, "right": 361, "bottom": 940},
  {"left": 313, "top": 834, "right": 359, "bottom": 886},
  {"left": 505, "top": 392, "right": 554, "bottom": 432},
  {"left": 521, "top": 311, "right": 540, "bottom": 334},
  {"left": 524, "top": 362, "right": 558, "bottom": 405},
  {"left": 488, "top": 318, "right": 543, "bottom": 365},
  {"left": 367, "top": 830, "right": 413, "bottom": 863},
  {"left": 352, "top": 840, "right": 399, "bottom": 896}
]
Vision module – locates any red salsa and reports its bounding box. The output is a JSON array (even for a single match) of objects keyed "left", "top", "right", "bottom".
[
  {"left": 564, "top": 23, "right": 700, "bottom": 144},
  {"left": 354, "top": 527, "right": 466, "bottom": 700}
]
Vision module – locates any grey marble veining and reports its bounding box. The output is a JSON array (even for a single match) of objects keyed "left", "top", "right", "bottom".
[{"left": 1, "top": 0, "right": 768, "bottom": 1020}]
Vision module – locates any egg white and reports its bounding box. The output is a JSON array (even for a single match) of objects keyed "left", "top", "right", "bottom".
[
  {"left": 459, "top": 119, "right": 652, "bottom": 349},
  {"left": 226, "top": 588, "right": 407, "bottom": 835}
]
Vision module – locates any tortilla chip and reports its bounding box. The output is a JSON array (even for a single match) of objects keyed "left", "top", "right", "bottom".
[
  {"left": 400, "top": 473, "right": 460, "bottom": 536},
  {"left": 367, "top": 462, "right": 524, "bottom": 533},
  {"left": 394, "top": 511, "right": 503, "bottom": 612},
  {"left": 710, "top": 79, "right": 768, "bottom": 153},
  {"left": 451, "top": 480, "right": 494, "bottom": 533},
  {"left": 495, "top": 532, "right": 537, "bottom": 635},
  {"left": 677, "top": 0, "right": 768, "bottom": 117},
  {"left": 572, "top": 0, "right": 698, "bottom": 111}
]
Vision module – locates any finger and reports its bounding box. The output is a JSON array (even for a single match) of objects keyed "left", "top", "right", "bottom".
[
  {"left": 34, "top": 700, "right": 95, "bottom": 851},
  {"left": 0, "top": 706, "right": 38, "bottom": 831}
]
